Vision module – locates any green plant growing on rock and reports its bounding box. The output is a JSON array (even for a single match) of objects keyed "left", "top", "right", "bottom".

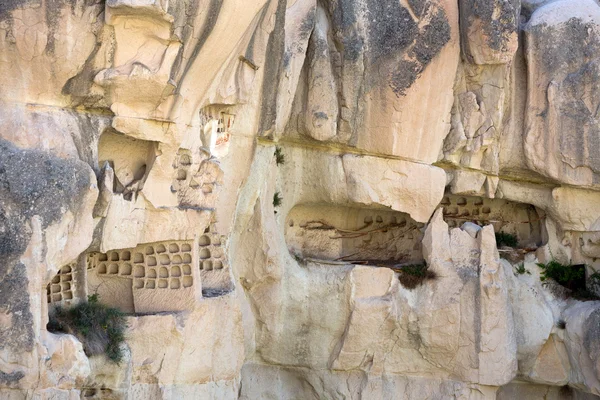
[
  {"left": 274, "top": 147, "right": 285, "bottom": 165},
  {"left": 47, "top": 294, "right": 126, "bottom": 363},
  {"left": 514, "top": 263, "right": 531, "bottom": 275},
  {"left": 397, "top": 263, "right": 437, "bottom": 290},
  {"left": 537, "top": 260, "right": 585, "bottom": 291},
  {"left": 273, "top": 192, "right": 282, "bottom": 208},
  {"left": 495, "top": 231, "right": 518, "bottom": 248}
]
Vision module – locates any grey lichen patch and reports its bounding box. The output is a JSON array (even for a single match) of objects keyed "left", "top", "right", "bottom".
[
  {"left": 390, "top": 6, "right": 451, "bottom": 96},
  {"left": 583, "top": 308, "right": 600, "bottom": 364},
  {"left": 528, "top": 18, "right": 600, "bottom": 77},
  {"left": 365, "top": 0, "right": 418, "bottom": 62},
  {"left": 0, "top": 370, "right": 25, "bottom": 386},
  {"left": 0, "top": 139, "right": 93, "bottom": 352},
  {"left": 408, "top": 0, "right": 427, "bottom": 18},
  {"left": 390, "top": 59, "right": 422, "bottom": 97},
  {"left": 526, "top": 17, "right": 600, "bottom": 176},
  {"left": 461, "top": 0, "right": 519, "bottom": 61},
  {"left": 0, "top": 139, "right": 92, "bottom": 258},
  {"left": 0, "top": 264, "right": 34, "bottom": 354},
  {"left": 323, "top": 0, "right": 364, "bottom": 62},
  {"left": 411, "top": 8, "right": 451, "bottom": 65},
  {"left": 0, "top": 0, "right": 41, "bottom": 22}
]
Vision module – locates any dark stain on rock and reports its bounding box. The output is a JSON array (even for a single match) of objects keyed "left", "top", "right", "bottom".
[
  {"left": 283, "top": 5, "right": 316, "bottom": 69},
  {"left": 44, "top": 0, "right": 62, "bottom": 54},
  {"left": 168, "top": 0, "right": 201, "bottom": 83},
  {"left": 258, "top": 0, "right": 287, "bottom": 135},
  {"left": 313, "top": 111, "right": 329, "bottom": 120},
  {"left": 244, "top": 3, "right": 271, "bottom": 66},
  {"left": 172, "top": 0, "right": 223, "bottom": 96}
]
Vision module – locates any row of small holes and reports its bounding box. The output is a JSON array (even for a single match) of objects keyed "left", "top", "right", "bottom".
[
  {"left": 97, "top": 264, "right": 193, "bottom": 278},
  {"left": 133, "top": 276, "right": 193, "bottom": 290}
]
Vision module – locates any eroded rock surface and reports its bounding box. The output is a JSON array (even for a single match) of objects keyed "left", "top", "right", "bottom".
[{"left": 2, "top": 0, "right": 600, "bottom": 399}]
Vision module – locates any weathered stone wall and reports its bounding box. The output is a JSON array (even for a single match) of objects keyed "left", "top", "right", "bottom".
[{"left": 2, "top": 0, "right": 600, "bottom": 399}]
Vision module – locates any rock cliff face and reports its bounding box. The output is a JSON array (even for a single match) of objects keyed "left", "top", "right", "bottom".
[{"left": 2, "top": 0, "right": 600, "bottom": 399}]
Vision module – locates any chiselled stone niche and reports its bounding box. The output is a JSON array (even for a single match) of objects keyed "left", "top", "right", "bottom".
[
  {"left": 46, "top": 263, "right": 77, "bottom": 307},
  {"left": 199, "top": 105, "right": 236, "bottom": 158},
  {"left": 98, "top": 131, "right": 155, "bottom": 199},
  {"left": 198, "top": 224, "right": 233, "bottom": 296},
  {"left": 171, "top": 148, "right": 223, "bottom": 208},
  {"left": 441, "top": 195, "right": 545, "bottom": 246},
  {"left": 87, "top": 240, "right": 202, "bottom": 314},
  {"left": 285, "top": 204, "right": 425, "bottom": 264}
]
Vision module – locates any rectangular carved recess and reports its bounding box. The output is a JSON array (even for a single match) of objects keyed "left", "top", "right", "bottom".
[
  {"left": 88, "top": 241, "right": 195, "bottom": 291},
  {"left": 46, "top": 263, "right": 76, "bottom": 306},
  {"left": 285, "top": 204, "right": 425, "bottom": 265},
  {"left": 441, "top": 194, "right": 545, "bottom": 246},
  {"left": 198, "top": 224, "right": 234, "bottom": 296},
  {"left": 87, "top": 240, "right": 200, "bottom": 313},
  {"left": 198, "top": 224, "right": 227, "bottom": 272}
]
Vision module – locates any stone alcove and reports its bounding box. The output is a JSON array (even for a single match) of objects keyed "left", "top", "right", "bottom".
[
  {"left": 97, "top": 130, "right": 156, "bottom": 198},
  {"left": 46, "top": 223, "right": 233, "bottom": 317},
  {"left": 441, "top": 194, "right": 546, "bottom": 247},
  {"left": 285, "top": 204, "right": 425, "bottom": 265}
]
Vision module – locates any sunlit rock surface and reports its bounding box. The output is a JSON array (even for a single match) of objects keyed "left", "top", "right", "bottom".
[{"left": 2, "top": 0, "right": 600, "bottom": 399}]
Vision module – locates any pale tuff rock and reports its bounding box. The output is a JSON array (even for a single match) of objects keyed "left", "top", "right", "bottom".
[
  {"left": 4, "top": 0, "right": 600, "bottom": 398},
  {"left": 41, "top": 333, "right": 91, "bottom": 390},
  {"left": 529, "top": 334, "right": 571, "bottom": 385},
  {"left": 563, "top": 302, "right": 600, "bottom": 394},
  {"left": 478, "top": 226, "right": 518, "bottom": 385},
  {"left": 342, "top": 155, "right": 447, "bottom": 223},
  {"left": 524, "top": 0, "right": 600, "bottom": 188},
  {"left": 284, "top": 0, "right": 460, "bottom": 163}
]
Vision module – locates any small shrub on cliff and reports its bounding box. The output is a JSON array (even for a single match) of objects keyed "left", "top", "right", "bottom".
[
  {"left": 495, "top": 231, "right": 518, "bottom": 248},
  {"left": 397, "top": 263, "right": 437, "bottom": 290},
  {"left": 273, "top": 192, "right": 282, "bottom": 208},
  {"left": 537, "top": 260, "right": 585, "bottom": 291},
  {"left": 274, "top": 147, "right": 285, "bottom": 165},
  {"left": 514, "top": 263, "right": 531, "bottom": 275},
  {"left": 47, "top": 294, "right": 126, "bottom": 363}
]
